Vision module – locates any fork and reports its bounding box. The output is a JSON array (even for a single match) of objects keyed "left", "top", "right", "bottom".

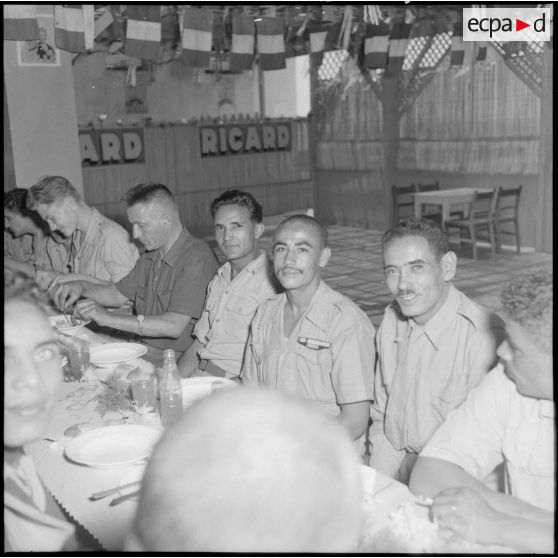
[
  {"left": 109, "top": 490, "right": 140, "bottom": 506},
  {"left": 62, "top": 307, "right": 73, "bottom": 325}
]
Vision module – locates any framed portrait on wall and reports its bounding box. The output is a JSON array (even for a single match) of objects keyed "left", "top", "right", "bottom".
[{"left": 17, "top": 14, "right": 60, "bottom": 67}]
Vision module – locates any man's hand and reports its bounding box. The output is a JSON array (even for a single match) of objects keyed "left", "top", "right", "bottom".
[
  {"left": 50, "top": 280, "right": 86, "bottom": 312},
  {"left": 75, "top": 299, "right": 111, "bottom": 325},
  {"left": 430, "top": 486, "right": 502, "bottom": 546}
]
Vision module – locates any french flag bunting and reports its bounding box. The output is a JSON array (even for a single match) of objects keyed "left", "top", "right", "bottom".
[
  {"left": 54, "top": 5, "right": 94, "bottom": 53},
  {"left": 181, "top": 7, "right": 213, "bottom": 67},
  {"left": 125, "top": 5, "right": 161, "bottom": 61},
  {"left": 3, "top": 5, "right": 39, "bottom": 40},
  {"left": 230, "top": 13, "right": 254, "bottom": 71},
  {"left": 450, "top": 22, "right": 465, "bottom": 66},
  {"left": 364, "top": 23, "right": 390, "bottom": 69},
  {"left": 387, "top": 23, "right": 411, "bottom": 75},
  {"left": 256, "top": 17, "right": 286, "bottom": 71},
  {"left": 309, "top": 22, "right": 340, "bottom": 68}
]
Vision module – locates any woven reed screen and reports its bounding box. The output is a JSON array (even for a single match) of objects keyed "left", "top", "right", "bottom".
[{"left": 399, "top": 47, "right": 541, "bottom": 174}]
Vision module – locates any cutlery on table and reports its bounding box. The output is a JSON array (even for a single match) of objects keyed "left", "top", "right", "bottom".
[
  {"left": 109, "top": 490, "right": 141, "bottom": 506},
  {"left": 62, "top": 308, "right": 73, "bottom": 325},
  {"left": 89, "top": 481, "right": 141, "bottom": 501}
]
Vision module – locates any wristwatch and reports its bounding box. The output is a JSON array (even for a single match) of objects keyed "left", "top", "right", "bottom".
[{"left": 136, "top": 314, "right": 145, "bottom": 336}]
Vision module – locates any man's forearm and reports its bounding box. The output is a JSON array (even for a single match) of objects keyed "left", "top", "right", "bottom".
[
  {"left": 338, "top": 400, "right": 371, "bottom": 440},
  {"left": 177, "top": 339, "right": 203, "bottom": 377},
  {"left": 94, "top": 311, "right": 191, "bottom": 339},
  {"left": 489, "top": 514, "right": 554, "bottom": 553},
  {"left": 81, "top": 281, "right": 127, "bottom": 307}
]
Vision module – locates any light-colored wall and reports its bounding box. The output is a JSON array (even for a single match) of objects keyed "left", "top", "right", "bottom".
[
  {"left": 72, "top": 51, "right": 261, "bottom": 127},
  {"left": 3, "top": 6, "right": 83, "bottom": 193}
]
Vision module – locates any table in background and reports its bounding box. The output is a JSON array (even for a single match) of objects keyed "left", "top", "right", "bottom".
[{"left": 413, "top": 187, "right": 494, "bottom": 225}]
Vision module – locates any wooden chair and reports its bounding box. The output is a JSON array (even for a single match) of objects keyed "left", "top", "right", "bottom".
[
  {"left": 494, "top": 186, "right": 522, "bottom": 253},
  {"left": 444, "top": 189, "right": 499, "bottom": 260},
  {"left": 391, "top": 183, "right": 416, "bottom": 222}
]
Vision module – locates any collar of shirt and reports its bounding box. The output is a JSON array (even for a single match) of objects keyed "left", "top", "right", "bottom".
[
  {"left": 145, "top": 228, "right": 193, "bottom": 269},
  {"left": 394, "top": 283, "right": 463, "bottom": 350},
  {"left": 71, "top": 207, "right": 101, "bottom": 252},
  {"left": 217, "top": 250, "right": 267, "bottom": 282}
]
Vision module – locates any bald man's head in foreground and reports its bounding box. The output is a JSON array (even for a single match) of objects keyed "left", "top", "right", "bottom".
[{"left": 127, "top": 388, "right": 363, "bottom": 552}]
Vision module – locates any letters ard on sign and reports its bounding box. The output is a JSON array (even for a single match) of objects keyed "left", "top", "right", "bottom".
[
  {"left": 79, "top": 129, "right": 145, "bottom": 166},
  {"left": 199, "top": 122, "right": 292, "bottom": 157}
]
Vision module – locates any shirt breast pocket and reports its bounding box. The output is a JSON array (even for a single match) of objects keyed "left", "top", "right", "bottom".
[
  {"left": 225, "top": 294, "right": 259, "bottom": 317},
  {"left": 156, "top": 289, "right": 171, "bottom": 311},
  {"left": 294, "top": 343, "right": 334, "bottom": 401}
]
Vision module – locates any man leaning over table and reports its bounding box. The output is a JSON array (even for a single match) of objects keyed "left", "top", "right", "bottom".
[
  {"left": 409, "top": 270, "right": 554, "bottom": 554},
  {"left": 241, "top": 215, "right": 375, "bottom": 444},
  {"left": 26, "top": 176, "right": 138, "bottom": 287},
  {"left": 50, "top": 182, "right": 218, "bottom": 358},
  {"left": 177, "top": 189, "right": 280, "bottom": 380},
  {"left": 369, "top": 217, "right": 504, "bottom": 484}
]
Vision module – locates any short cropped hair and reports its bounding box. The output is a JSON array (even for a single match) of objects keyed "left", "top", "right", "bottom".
[
  {"left": 382, "top": 217, "right": 448, "bottom": 259},
  {"left": 276, "top": 215, "right": 329, "bottom": 248},
  {"left": 501, "top": 269, "right": 553, "bottom": 353},
  {"left": 210, "top": 190, "right": 263, "bottom": 223},
  {"left": 26, "top": 176, "right": 81, "bottom": 210},
  {"left": 123, "top": 182, "right": 175, "bottom": 208}
]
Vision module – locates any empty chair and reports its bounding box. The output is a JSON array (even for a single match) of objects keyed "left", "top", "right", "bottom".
[
  {"left": 416, "top": 181, "right": 440, "bottom": 193},
  {"left": 391, "top": 184, "right": 416, "bottom": 222},
  {"left": 494, "top": 186, "right": 522, "bottom": 253},
  {"left": 444, "top": 189, "right": 499, "bottom": 260}
]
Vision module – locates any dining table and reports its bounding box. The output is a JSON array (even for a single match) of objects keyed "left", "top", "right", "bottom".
[{"left": 413, "top": 187, "right": 494, "bottom": 225}]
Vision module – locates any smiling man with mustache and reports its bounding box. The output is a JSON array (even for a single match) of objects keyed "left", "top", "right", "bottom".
[
  {"left": 241, "top": 215, "right": 375, "bottom": 446},
  {"left": 369, "top": 218, "right": 504, "bottom": 484}
]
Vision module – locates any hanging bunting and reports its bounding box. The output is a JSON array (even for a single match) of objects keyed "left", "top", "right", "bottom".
[
  {"left": 125, "top": 5, "right": 161, "bottom": 61},
  {"left": 285, "top": 19, "right": 309, "bottom": 58},
  {"left": 309, "top": 22, "right": 340, "bottom": 68},
  {"left": 364, "top": 22, "right": 389, "bottom": 69},
  {"left": 386, "top": 22, "right": 411, "bottom": 75},
  {"left": 450, "top": 21, "right": 465, "bottom": 66},
  {"left": 181, "top": 7, "right": 213, "bottom": 67},
  {"left": 256, "top": 17, "right": 286, "bottom": 71},
  {"left": 230, "top": 13, "right": 255, "bottom": 71},
  {"left": 3, "top": 5, "right": 39, "bottom": 40},
  {"left": 54, "top": 5, "right": 94, "bottom": 53}
]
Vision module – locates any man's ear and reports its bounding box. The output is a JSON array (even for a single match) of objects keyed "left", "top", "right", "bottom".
[
  {"left": 160, "top": 211, "right": 171, "bottom": 224},
  {"left": 255, "top": 222, "right": 264, "bottom": 240},
  {"left": 440, "top": 251, "right": 457, "bottom": 281},
  {"left": 319, "top": 247, "right": 331, "bottom": 268}
]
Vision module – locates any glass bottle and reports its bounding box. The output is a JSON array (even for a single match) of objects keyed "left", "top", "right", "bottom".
[{"left": 159, "top": 349, "right": 183, "bottom": 427}]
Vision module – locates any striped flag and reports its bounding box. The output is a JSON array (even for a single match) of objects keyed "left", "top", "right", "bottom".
[
  {"left": 181, "top": 7, "right": 213, "bottom": 67},
  {"left": 450, "top": 21, "right": 465, "bottom": 66},
  {"left": 3, "top": 5, "right": 39, "bottom": 40},
  {"left": 364, "top": 23, "right": 390, "bottom": 69},
  {"left": 230, "top": 13, "right": 254, "bottom": 71},
  {"left": 386, "top": 22, "right": 411, "bottom": 75},
  {"left": 256, "top": 17, "right": 286, "bottom": 71},
  {"left": 309, "top": 22, "right": 340, "bottom": 68},
  {"left": 54, "top": 5, "right": 94, "bottom": 53},
  {"left": 125, "top": 5, "right": 161, "bottom": 61}
]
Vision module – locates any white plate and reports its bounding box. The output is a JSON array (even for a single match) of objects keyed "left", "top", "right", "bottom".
[
  {"left": 49, "top": 314, "right": 91, "bottom": 334},
  {"left": 90, "top": 343, "right": 147, "bottom": 367},
  {"left": 181, "top": 376, "right": 237, "bottom": 407},
  {"left": 65, "top": 424, "right": 161, "bottom": 469}
]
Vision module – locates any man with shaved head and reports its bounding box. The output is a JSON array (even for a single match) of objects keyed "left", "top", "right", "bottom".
[
  {"left": 241, "top": 215, "right": 375, "bottom": 445},
  {"left": 126, "top": 388, "right": 363, "bottom": 552}
]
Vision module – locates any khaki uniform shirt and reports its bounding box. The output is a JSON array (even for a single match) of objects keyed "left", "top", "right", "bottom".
[
  {"left": 194, "top": 251, "right": 279, "bottom": 377},
  {"left": 421, "top": 364, "right": 555, "bottom": 512},
  {"left": 68, "top": 208, "right": 138, "bottom": 282},
  {"left": 370, "top": 284, "right": 504, "bottom": 478},
  {"left": 117, "top": 228, "right": 219, "bottom": 353},
  {"left": 242, "top": 280, "right": 375, "bottom": 417}
]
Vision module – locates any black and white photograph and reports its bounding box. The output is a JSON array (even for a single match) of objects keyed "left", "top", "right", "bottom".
[{"left": 3, "top": 2, "right": 553, "bottom": 555}]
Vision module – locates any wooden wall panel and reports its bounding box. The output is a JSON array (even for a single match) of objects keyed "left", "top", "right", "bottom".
[{"left": 81, "top": 120, "right": 313, "bottom": 235}]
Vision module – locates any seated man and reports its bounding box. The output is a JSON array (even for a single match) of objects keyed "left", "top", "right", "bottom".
[
  {"left": 409, "top": 270, "right": 553, "bottom": 554},
  {"left": 4, "top": 188, "right": 68, "bottom": 278},
  {"left": 370, "top": 218, "right": 504, "bottom": 483},
  {"left": 241, "top": 215, "right": 375, "bottom": 442},
  {"left": 4, "top": 275, "right": 75, "bottom": 551},
  {"left": 51, "top": 183, "right": 218, "bottom": 357},
  {"left": 26, "top": 175, "right": 138, "bottom": 285},
  {"left": 126, "top": 388, "right": 364, "bottom": 552},
  {"left": 178, "top": 190, "right": 279, "bottom": 380}
]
